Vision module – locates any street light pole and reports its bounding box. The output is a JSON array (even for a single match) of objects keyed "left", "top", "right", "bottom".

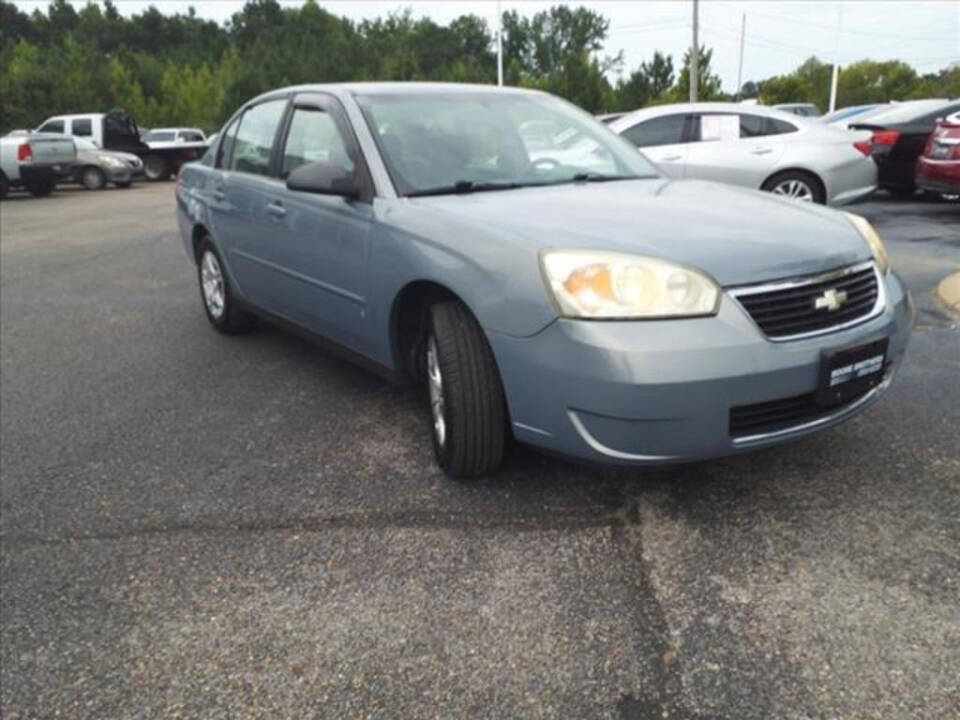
[
  {"left": 829, "top": 4, "right": 843, "bottom": 112},
  {"left": 690, "top": 0, "right": 699, "bottom": 102},
  {"left": 736, "top": 12, "right": 746, "bottom": 100},
  {"left": 497, "top": 0, "right": 503, "bottom": 87}
]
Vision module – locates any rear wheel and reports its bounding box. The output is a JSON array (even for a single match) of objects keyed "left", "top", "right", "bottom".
[
  {"left": 24, "top": 178, "right": 55, "bottom": 197},
  {"left": 196, "top": 238, "right": 256, "bottom": 334},
  {"left": 426, "top": 301, "right": 507, "bottom": 478},
  {"left": 762, "top": 170, "right": 825, "bottom": 204},
  {"left": 144, "top": 155, "right": 170, "bottom": 181},
  {"left": 81, "top": 166, "right": 106, "bottom": 190}
]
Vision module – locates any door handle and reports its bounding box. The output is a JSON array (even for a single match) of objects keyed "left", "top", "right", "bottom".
[
  {"left": 660, "top": 154, "right": 683, "bottom": 162},
  {"left": 266, "top": 201, "right": 287, "bottom": 219},
  {"left": 210, "top": 189, "right": 225, "bottom": 201},
  {"left": 750, "top": 148, "right": 773, "bottom": 155}
]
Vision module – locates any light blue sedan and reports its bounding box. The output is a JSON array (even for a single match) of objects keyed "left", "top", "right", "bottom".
[{"left": 176, "top": 83, "right": 913, "bottom": 478}]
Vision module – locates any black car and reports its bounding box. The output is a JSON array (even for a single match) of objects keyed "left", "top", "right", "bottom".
[{"left": 852, "top": 99, "right": 960, "bottom": 196}]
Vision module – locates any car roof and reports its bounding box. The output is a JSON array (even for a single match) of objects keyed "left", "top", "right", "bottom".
[
  {"left": 246, "top": 81, "right": 544, "bottom": 105},
  {"left": 609, "top": 102, "right": 806, "bottom": 131}
]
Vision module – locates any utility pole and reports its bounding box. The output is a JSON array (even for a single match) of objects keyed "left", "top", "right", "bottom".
[
  {"left": 690, "top": 0, "right": 699, "bottom": 102},
  {"left": 829, "top": 4, "right": 843, "bottom": 112},
  {"left": 497, "top": 0, "right": 503, "bottom": 87},
  {"left": 736, "top": 12, "right": 746, "bottom": 100}
]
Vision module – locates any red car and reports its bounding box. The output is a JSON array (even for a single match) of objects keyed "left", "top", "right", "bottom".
[{"left": 915, "top": 115, "right": 960, "bottom": 198}]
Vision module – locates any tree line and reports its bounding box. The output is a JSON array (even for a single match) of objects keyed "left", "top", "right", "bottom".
[{"left": 1, "top": 0, "right": 957, "bottom": 133}]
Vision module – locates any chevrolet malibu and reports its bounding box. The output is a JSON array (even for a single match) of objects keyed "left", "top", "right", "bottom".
[{"left": 176, "top": 83, "right": 913, "bottom": 478}]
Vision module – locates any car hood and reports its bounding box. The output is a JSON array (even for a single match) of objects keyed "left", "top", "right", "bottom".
[
  {"left": 102, "top": 150, "right": 141, "bottom": 163},
  {"left": 408, "top": 178, "right": 871, "bottom": 286}
]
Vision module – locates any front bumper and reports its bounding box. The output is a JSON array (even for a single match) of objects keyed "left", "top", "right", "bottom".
[
  {"left": 488, "top": 271, "right": 913, "bottom": 465},
  {"left": 103, "top": 165, "right": 134, "bottom": 184}
]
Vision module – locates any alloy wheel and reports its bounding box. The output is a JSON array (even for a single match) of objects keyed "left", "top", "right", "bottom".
[
  {"left": 426, "top": 336, "right": 446, "bottom": 449},
  {"left": 771, "top": 178, "right": 814, "bottom": 202},
  {"left": 200, "top": 250, "right": 225, "bottom": 319}
]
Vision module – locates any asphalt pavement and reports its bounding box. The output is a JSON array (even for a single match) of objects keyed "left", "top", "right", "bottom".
[{"left": 1, "top": 184, "right": 958, "bottom": 719}]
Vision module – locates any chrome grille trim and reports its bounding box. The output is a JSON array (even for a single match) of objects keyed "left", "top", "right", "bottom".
[{"left": 728, "top": 261, "right": 885, "bottom": 342}]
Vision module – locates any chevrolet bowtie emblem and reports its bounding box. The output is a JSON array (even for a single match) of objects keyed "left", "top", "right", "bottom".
[{"left": 814, "top": 288, "right": 848, "bottom": 312}]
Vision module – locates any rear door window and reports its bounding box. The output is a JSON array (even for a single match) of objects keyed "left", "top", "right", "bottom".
[
  {"left": 229, "top": 99, "right": 288, "bottom": 176},
  {"left": 72, "top": 118, "right": 93, "bottom": 136},
  {"left": 620, "top": 114, "right": 687, "bottom": 148},
  {"left": 738, "top": 114, "right": 797, "bottom": 137}
]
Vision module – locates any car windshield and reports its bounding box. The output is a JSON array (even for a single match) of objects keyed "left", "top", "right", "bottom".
[
  {"left": 355, "top": 91, "right": 659, "bottom": 196},
  {"left": 144, "top": 131, "right": 175, "bottom": 142}
]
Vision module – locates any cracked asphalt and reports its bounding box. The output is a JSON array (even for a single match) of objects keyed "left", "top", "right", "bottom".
[{"left": 1, "top": 183, "right": 958, "bottom": 719}]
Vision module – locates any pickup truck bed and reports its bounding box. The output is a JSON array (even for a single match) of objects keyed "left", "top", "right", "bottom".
[{"left": 1, "top": 134, "right": 76, "bottom": 198}]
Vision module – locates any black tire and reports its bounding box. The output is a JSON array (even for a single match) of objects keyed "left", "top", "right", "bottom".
[
  {"left": 0, "top": 172, "right": 8, "bottom": 200},
  {"left": 80, "top": 166, "right": 106, "bottom": 190},
  {"left": 196, "top": 238, "right": 256, "bottom": 334},
  {"left": 761, "top": 170, "right": 825, "bottom": 204},
  {"left": 426, "top": 301, "right": 507, "bottom": 478},
  {"left": 115, "top": 181, "right": 132, "bottom": 189},
  {"left": 144, "top": 155, "right": 170, "bottom": 181},
  {"left": 24, "top": 178, "right": 55, "bottom": 197}
]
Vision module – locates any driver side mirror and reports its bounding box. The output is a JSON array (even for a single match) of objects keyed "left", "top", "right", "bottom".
[{"left": 286, "top": 161, "right": 361, "bottom": 199}]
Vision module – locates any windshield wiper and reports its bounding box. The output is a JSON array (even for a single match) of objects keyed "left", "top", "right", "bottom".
[
  {"left": 406, "top": 180, "right": 524, "bottom": 197},
  {"left": 570, "top": 172, "right": 637, "bottom": 183}
]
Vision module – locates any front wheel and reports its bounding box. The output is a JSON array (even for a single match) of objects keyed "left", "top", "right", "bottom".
[
  {"left": 144, "top": 155, "right": 170, "bottom": 181},
  {"left": 426, "top": 301, "right": 507, "bottom": 478},
  {"left": 81, "top": 166, "right": 106, "bottom": 190},
  {"left": 196, "top": 239, "right": 257, "bottom": 334},
  {"left": 761, "top": 170, "right": 825, "bottom": 204}
]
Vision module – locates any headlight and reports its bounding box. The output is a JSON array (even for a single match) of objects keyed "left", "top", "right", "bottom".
[
  {"left": 102, "top": 156, "right": 123, "bottom": 168},
  {"left": 540, "top": 250, "right": 720, "bottom": 319},
  {"left": 843, "top": 212, "right": 890, "bottom": 274}
]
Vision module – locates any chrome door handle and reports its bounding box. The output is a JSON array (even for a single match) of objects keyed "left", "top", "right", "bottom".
[
  {"left": 266, "top": 202, "right": 287, "bottom": 219},
  {"left": 661, "top": 154, "right": 683, "bottom": 162},
  {"left": 210, "top": 189, "right": 225, "bottom": 201},
  {"left": 750, "top": 148, "right": 773, "bottom": 155}
]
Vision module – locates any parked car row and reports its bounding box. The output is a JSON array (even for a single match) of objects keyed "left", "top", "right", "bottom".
[
  {"left": 34, "top": 112, "right": 207, "bottom": 181},
  {"left": 1, "top": 113, "right": 218, "bottom": 198}
]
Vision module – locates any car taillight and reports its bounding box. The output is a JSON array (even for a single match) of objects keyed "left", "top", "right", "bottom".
[
  {"left": 16, "top": 143, "right": 32, "bottom": 162},
  {"left": 871, "top": 130, "right": 901, "bottom": 148},
  {"left": 853, "top": 140, "right": 872, "bottom": 157},
  {"left": 953, "top": 144, "right": 960, "bottom": 160}
]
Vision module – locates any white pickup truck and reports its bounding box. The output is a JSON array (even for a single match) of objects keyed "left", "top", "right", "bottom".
[{"left": 0, "top": 133, "right": 76, "bottom": 198}]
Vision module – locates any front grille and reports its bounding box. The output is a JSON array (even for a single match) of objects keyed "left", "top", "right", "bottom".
[
  {"left": 732, "top": 264, "right": 880, "bottom": 340},
  {"left": 729, "top": 386, "right": 873, "bottom": 438}
]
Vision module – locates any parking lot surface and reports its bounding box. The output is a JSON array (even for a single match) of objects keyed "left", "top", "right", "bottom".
[{"left": 1, "top": 184, "right": 958, "bottom": 719}]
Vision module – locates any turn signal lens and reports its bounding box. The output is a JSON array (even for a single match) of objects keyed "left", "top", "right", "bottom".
[
  {"left": 843, "top": 212, "right": 890, "bottom": 275},
  {"left": 540, "top": 250, "right": 720, "bottom": 319}
]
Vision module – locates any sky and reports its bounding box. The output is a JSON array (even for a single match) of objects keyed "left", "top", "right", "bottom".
[{"left": 12, "top": 1, "right": 960, "bottom": 92}]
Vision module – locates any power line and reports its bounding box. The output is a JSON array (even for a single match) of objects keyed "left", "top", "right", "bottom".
[{"left": 711, "top": 1, "right": 956, "bottom": 43}]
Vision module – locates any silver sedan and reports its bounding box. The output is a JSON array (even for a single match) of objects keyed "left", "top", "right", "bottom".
[{"left": 610, "top": 103, "right": 877, "bottom": 205}]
